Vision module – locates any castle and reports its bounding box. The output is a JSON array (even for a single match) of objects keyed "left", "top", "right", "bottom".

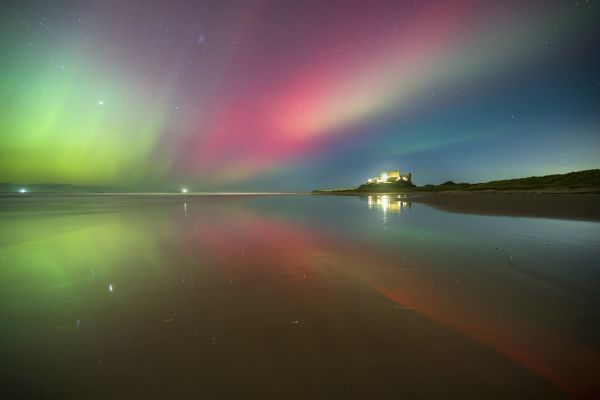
[{"left": 367, "top": 170, "right": 412, "bottom": 184}]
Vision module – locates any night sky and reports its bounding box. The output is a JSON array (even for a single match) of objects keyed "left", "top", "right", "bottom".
[{"left": 1, "top": 0, "right": 599, "bottom": 191}]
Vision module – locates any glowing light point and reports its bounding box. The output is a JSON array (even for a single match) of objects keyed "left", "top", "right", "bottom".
[
  {"left": 18, "top": 188, "right": 27, "bottom": 193},
  {"left": 181, "top": 188, "right": 188, "bottom": 194},
  {"left": 98, "top": 100, "right": 104, "bottom": 106},
  {"left": 108, "top": 283, "right": 113, "bottom": 293}
]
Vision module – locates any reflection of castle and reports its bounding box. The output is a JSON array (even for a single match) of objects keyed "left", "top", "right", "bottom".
[
  {"left": 367, "top": 170, "right": 412, "bottom": 184},
  {"left": 367, "top": 195, "right": 411, "bottom": 213}
]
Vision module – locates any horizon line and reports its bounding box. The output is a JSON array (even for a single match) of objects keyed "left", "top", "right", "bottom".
[{"left": 1, "top": 191, "right": 308, "bottom": 196}]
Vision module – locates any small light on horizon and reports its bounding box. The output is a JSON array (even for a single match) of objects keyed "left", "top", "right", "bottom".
[
  {"left": 181, "top": 188, "right": 188, "bottom": 194},
  {"left": 18, "top": 188, "right": 27, "bottom": 193}
]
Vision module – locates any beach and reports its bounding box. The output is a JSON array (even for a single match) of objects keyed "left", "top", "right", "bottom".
[{"left": 1, "top": 194, "right": 599, "bottom": 399}]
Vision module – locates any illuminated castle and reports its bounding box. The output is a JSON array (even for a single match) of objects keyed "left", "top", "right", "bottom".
[{"left": 367, "top": 170, "right": 412, "bottom": 184}]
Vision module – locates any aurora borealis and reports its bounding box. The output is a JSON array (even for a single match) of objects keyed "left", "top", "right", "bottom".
[{"left": 1, "top": 0, "right": 599, "bottom": 191}]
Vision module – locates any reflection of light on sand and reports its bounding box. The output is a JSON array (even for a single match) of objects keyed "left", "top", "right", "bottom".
[
  {"left": 367, "top": 195, "right": 411, "bottom": 215},
  {"left": 380, "top": 195, "right": 390, "bottom": 212}
]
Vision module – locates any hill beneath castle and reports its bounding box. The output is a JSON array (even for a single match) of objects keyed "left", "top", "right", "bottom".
[{"left": 312, "top": 169, "right": 600, "bottom": 194}]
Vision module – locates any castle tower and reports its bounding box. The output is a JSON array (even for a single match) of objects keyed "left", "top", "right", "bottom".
[{"left": 387, "top": 170, "right": 400, "bottom": 179}]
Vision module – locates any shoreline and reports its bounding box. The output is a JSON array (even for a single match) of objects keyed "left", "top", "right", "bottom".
[
  {"left": 383, "top": 191, "right": 600, "bottom": 222},
  {"left": 313, "top": 189, "right": 600, "bottom": 221},
  {"left": 311, "top": 187, "right": 600, "bottom": 195},
  {"left": 2, "top": 190, "right": 599, "bottom": 221}
]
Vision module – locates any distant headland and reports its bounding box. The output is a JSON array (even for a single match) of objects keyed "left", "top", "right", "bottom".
[{"left": 312, "top": 169, "right": 600, "bottom": 194}]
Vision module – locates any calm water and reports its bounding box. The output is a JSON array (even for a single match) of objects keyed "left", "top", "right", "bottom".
[{"left": 1, "top": 194, "right": 599, "bottom": 399}]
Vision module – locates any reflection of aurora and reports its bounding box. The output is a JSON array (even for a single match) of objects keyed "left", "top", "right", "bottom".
[
  {"left": 367, "top": 195, "right": 411, "bottom": 213},
  {"left": 184, "top": 197, "right": 600, "bottom": 398}
]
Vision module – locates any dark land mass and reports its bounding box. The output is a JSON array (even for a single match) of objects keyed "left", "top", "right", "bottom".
[
  {"left": 312, "top": 169, "right": 600, "bottom": 194},
  {"left": 313, "top": 169, "right": 600, "bottom": 221}
]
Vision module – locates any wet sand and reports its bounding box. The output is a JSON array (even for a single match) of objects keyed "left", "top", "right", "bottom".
[
  {"left": 408, "top": 192, "right": 600, "bottom": 221},
  {"left": 2, "top": 195, "right": 599, "bottom": 399}
]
